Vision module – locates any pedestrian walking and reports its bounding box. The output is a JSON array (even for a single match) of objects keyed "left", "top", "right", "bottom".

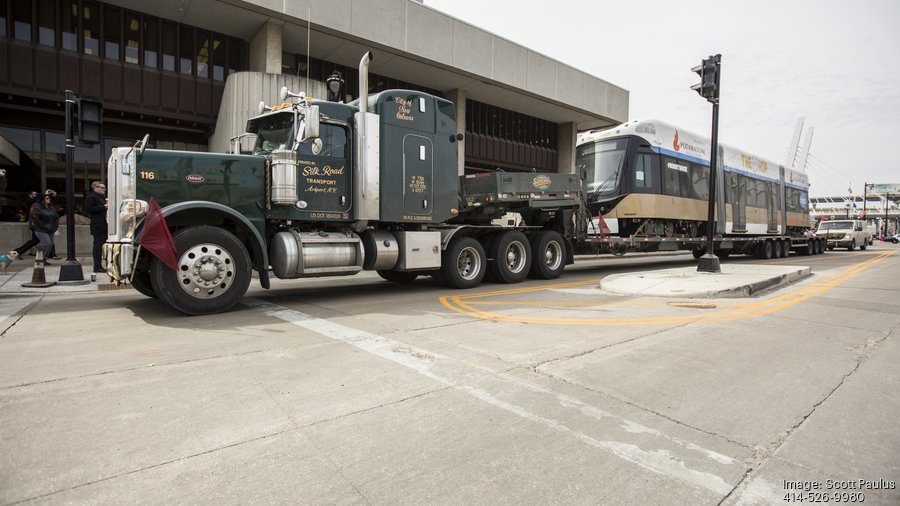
[
  {"left": 84, "top": 181, "right": 108, "bottom": 273},
  {"left": 4, "top": 191, "right": 42, "bottom": 262},
  {"left": 29, "top": 190, "right": 60, "bottom": 262}
]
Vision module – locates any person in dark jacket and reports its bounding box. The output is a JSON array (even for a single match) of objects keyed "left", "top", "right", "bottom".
[
  {"left": 30, "top": 190, "right": 60, "bottom": 262},
  {"left": 84, "top": 181, "right": 108, "bottom": 273},
  {"left": 5, "top": 191, "right": 41, "bottom": 259}
]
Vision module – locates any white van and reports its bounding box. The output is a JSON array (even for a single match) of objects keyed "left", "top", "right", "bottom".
[{"left": 816, "top": 220, "right": 867, "bottom": 251}]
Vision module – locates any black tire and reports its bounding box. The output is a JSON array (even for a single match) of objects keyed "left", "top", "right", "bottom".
[
  {"left": 150, "top": 226, "right": 252, "bottom": 316},
  {"left": 692, "top": 249, "right": 705, "bottom": 259},
  {"left": 818, "top": 239, "right": 826, "bottom": 254},
  {"left": 488, "top": 231, "right": 531, "bottom": 284},
  {"left": 847, "top": 241, "right": 855, "bottom": 251},
  {"left": 529, "top": 231, "right": 565, "bottom": 280},
  {"left": 129, "top": 268, "right": 157, "bottom": 298},
  {"left": 860, "top": 240, "right": 867, "bottom": 251},
  {"left": 782, "top": 240, "right": 791, "bottom": 257},
  {"left": 440, "top": 236, "right": 486, "bottom": 289},
  {"left": 377, "top": 270, "right": 419, "bottom": 283},
  {"left": 760, "top": 241, "right": 773, "bottom": 259},
  {"left": 771, "top": 240, "right": 782, "bottom": 258},
  {"left": 714, "top": 250, "right": 730, "bottom": 260}
]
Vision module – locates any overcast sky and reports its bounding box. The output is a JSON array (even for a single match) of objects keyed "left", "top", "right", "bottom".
[{"left": 424, "top": 0, "right": 900, "bottom": 197}]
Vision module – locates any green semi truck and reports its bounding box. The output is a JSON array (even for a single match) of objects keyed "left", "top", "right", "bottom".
[{"left": 103, "top": 53, "right": 581, "bottom": 315}]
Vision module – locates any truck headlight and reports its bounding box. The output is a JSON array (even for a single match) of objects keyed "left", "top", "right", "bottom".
[{"left": 119, "top": 199, "right": 148, "bottom": 239}]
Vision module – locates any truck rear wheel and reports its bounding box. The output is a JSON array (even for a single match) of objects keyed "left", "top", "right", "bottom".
[
  {"left": 488, "top": 231, "right": 531, "bottom": 284},
  {"left": 530, "top": 231, "right": 565, "bottom": 279},
  {"left": 150, "top": 226, "right": 252, "bottom": 315},
  {"left": 440, "top": 236, "right": 485, "bottom": 289}
]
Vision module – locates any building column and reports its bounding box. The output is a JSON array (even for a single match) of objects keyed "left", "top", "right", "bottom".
[
  {"left": 250, "top": 21, "right": 283, "bottom": 75},
  {"left": 557, "top": 122, "right": 576, "bottom": 173},
  {"left": 445, "top": 88, "right": 466, "bottom": 175}
]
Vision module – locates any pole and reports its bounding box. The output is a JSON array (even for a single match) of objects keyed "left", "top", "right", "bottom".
[
  {"left": 58, "top": 90, "right": 86, "bottom": 283},
  {"left": 886, "top": 193, "right": 891, "bottom": 238},
  {"left": 697, "top": 76, "right": 721, "bottom": 273},
  {"left": 863, "top": 182, "right": 868, "bottom": 217}
]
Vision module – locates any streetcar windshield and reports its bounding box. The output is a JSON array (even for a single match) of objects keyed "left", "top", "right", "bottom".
[{"left": 577, "top": 139, "right": 626, "bottom": 194}]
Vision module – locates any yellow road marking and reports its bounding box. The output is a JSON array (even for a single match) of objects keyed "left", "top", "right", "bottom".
[{"left": 439, "top": 251, "right": 894, "bottom": 326}]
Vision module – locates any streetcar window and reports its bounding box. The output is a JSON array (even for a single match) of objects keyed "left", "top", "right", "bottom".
[
  {"left": 663, "top": 157, "right": 684, "bottom": 196},
  {"left": 690, "top": 164, "right": 709, "bottom": 200},
  {"left": 577, "top": 139, "right": 625, "bottom": 194},
  {"left": 633, "top": 153, "right": 657, "bottom": 191}
]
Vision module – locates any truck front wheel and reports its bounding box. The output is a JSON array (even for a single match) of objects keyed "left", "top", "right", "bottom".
[
  {"left": 530, "top": 231, "right": 565, "bottom": 279},
  {"left": 129, "top": 268, "right": 157, "bottom": 299},
  {"left": 150, "top": 226, "right": 252, "bottom": 315},
  {"left": 441, "top": 236, "right": 486, "bottom": 289}
]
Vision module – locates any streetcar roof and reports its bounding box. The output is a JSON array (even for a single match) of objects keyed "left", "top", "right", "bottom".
[{"left": 578, "top": 119, "right": 810, "bottom": 189}]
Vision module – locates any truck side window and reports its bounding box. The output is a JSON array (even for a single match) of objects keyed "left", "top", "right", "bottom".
[{"left": 297, "top": 123, "right": 347, "bottom": 159}]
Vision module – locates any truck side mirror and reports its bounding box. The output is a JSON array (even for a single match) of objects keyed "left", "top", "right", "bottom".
[{"left": 304, "top": 105, "right": 320, "bottom": 140}]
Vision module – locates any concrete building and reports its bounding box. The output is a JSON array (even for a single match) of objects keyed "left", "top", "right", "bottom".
[{"left": 0, "top": 0, "right": 628, "bottom": 225}]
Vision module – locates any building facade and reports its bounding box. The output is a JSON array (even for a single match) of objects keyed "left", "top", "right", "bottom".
[{"left": 0, "top": 0, "right": 628, "bottom": 221}]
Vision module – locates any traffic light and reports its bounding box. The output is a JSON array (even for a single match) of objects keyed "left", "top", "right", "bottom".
[
  {"left": 691, "top": 54, "right": 721, "bottom": 103},
  {"left": 78, "top": 98, "right": 103, "bottom": 145}
]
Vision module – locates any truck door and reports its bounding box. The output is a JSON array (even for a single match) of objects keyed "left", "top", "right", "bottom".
[
  {"left": 403, "top": 134, "right": 433, "bottom": 216},
  {"left": 298, "top": 123, "right": 352, "bottom": 214}
]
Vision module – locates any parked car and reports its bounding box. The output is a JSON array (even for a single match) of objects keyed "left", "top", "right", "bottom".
[{"left": 889, "top": 234, "right": 900, "bottom": 244}]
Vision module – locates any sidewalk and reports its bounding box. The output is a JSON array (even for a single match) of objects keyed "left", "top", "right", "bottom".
[
  {"left": 0, "top": 256, "right": 127, "bottom": 295},
  {"left": 601, "top": 264, "right": 811, "bottom": 298}
]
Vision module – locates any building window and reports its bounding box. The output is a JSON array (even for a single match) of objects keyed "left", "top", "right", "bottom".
[
  {"left": 82, "top": 1, "right": 99, "bottom": 56},
  {"left": 212, "top": 35, "right": 225, "bottom": 81},
  {"left": 228, "top": 37, "right": 241, "bottom": 76},
  {"left": 179, "top": 26, "right": 193, "bottom": 75},
  {"left": 124, "top": 11, "right": 140, "bottom": 64},
  {"left": 61, "top": 0, "right": 77, "bottom": 51},
  {"left": 12, "top": 0, "right": 32, "bottom": 42},
  {"left": 37, "top": 0, "right": 55, "bottom": 47},
  {"left": 143, "top": 17, "right": 158, "bottom": 68},
  {"left": 196, "top": 31, "right": 209, "bottom": 78},
  {"left": 103, "top": 5, "right": 120, "bottom": 60},
  {"left": 161, "top": 21, "right": 175, "bottom": 71},
  {"left": 0, "top": 0, "right": 7, "bottom": 38}
]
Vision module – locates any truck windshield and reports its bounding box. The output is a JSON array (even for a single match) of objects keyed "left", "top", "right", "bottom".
[
  {"left": 253, "top": 112, "right": 295, "bottom": 154},
  {"left": 577, "top": 139, "right": 626, "bottom": 194},
  {"left": 818, "top": 222, "right": 853, "bottom": 231}
]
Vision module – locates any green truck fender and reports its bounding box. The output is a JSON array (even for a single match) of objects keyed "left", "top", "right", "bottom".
[{"left": 135, "top": 201, "right": 271, "bottom": 289}]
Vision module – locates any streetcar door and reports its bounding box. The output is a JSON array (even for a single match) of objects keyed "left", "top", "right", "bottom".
[
  {"left": 731, "top": 174, "right": 746, "bottom": 233},
  {"left": 766, "top": 181, "right": 779, "bottom": 233}
]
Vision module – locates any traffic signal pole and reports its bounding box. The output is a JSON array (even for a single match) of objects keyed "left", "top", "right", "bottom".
[
  {"left": 58, "top": 90, "right": 86, "bottom": 283},
  {"left": 692, "top": 55, "right": 722, "bottom": 273}
]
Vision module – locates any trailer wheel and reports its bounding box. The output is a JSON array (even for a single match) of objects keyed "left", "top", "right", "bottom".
[
  {"left": 755, "top": 241, "right": 773, "bottom": 260},
  {"left": 530, "top": 231, "right": 565, "bottom": 280},
  {"left": 129, "top": 268, "right": 157, "bottom": 298},
  {"left": 715, "top": 250, "right": 730, "bottom": 260},
  {"left": 377, "top": 270, "right": 419, "bottom": 283},
  {"left": 150, "top": 226, "right": 252, "bottom": 316},
  {"left": 488, "top": 231, "right": 531, "bottom": 284},
  {"left": 692, "top": 249, "right": 705, "bottom": 259},
  {"left": 440, "top": 236, "right": 486, "bottom": 289},
  {"left": 772, "top": 240, "right": 782, "bottom": 258}
]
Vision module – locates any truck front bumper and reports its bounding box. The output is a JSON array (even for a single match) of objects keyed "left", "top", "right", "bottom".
[{"left": 102, "top": 242, "right": 135, "bottom": 283}]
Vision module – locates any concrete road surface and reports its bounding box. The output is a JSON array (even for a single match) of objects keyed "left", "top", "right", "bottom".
[{"left": 1, "top": 245, "right": 898, "bottom": 505}]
